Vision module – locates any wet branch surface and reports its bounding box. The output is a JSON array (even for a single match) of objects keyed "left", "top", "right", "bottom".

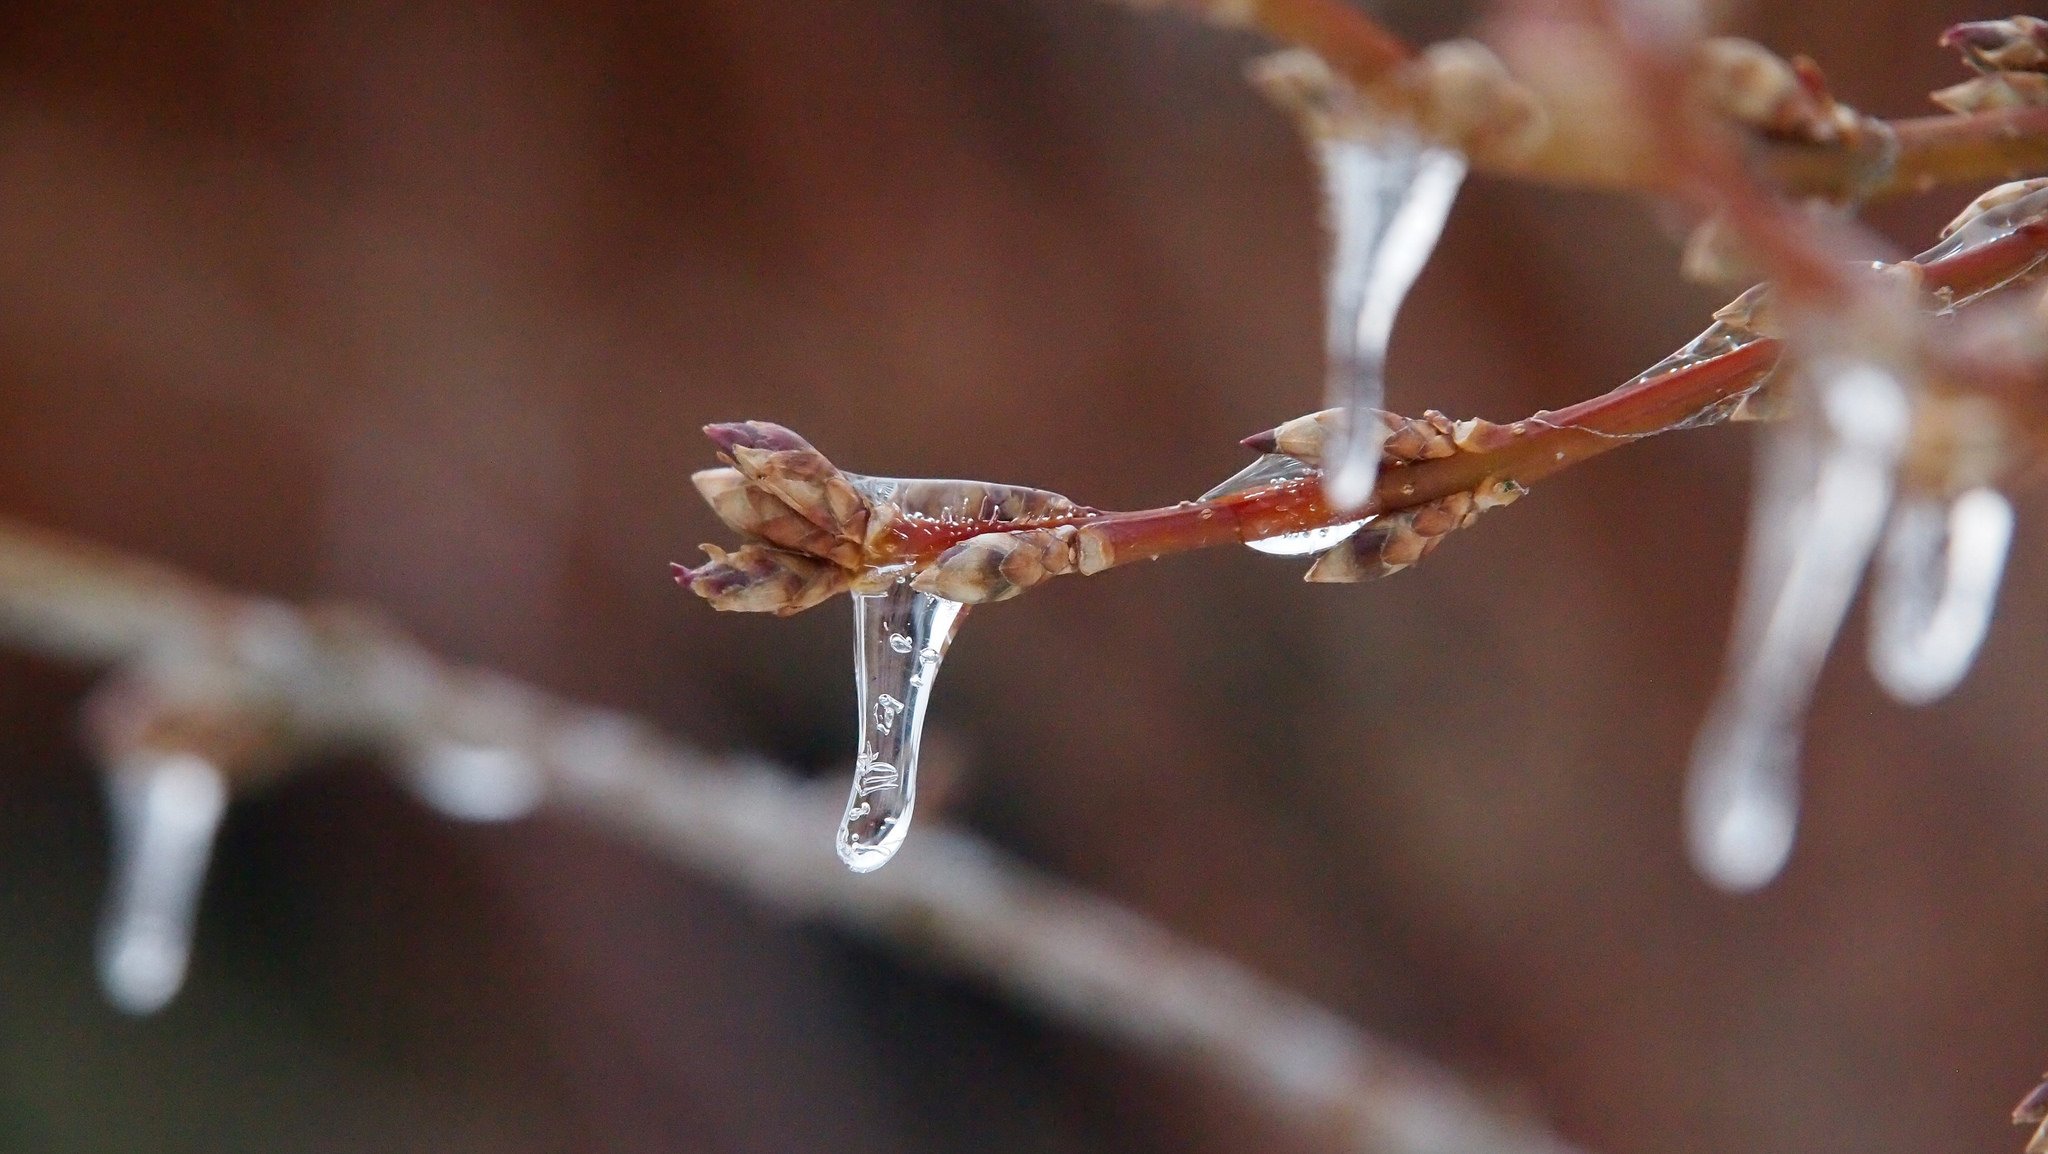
[{"left": 0, "top": 516, "right": 1583, "bottom": 1154}]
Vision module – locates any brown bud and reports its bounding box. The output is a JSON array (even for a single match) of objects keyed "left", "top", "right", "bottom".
[
  {"left": 1073, "top": 525, "right": 1115, "bottom": 576},
  {"left": 1303, "top": 486, "right": 1493, "bottom": 583},
  {"left": 1242, "top": 409, "right": 1342, "bottom": 466},
  {"left": 1941, "top": 17, "right": 2048, "bottom": 74},
  {"left": 911, "top": 527, "right": 1079, "bottom": 604},
  {"left": 691, "top": 468, "right": 864, "bottom": 567},
  {"left": 1711, "top": 283, "right": 1784, "bottom": 338},
  {"left": 1681, "top": 214, "right": 1757, "bottom": 288},
  {"left": 1401, "top": 39, "right": 1550, "bottom": 163},
  {"left": 1383, "top": 409, "right": 1459, "bottom": 463},
  {"left": 674, "top": 544, "right": 849, "bottom": 616},
  {"left": 1944, "top": 178, "right": 2048, "bottom": 239},
  {"left": 706, "top": 422, "right": 871, "bottom": 544},
  {"left": 1451, "top": 417, "right": 1518, "bottom": 454},
  {"left": 2014, "top": 1075, "right": 2048, "bottom": 1126},
  {"left": 1932, "top": 71, "right": 2048, "bottom": 114},
  {"left": 1694, "top": 38, "right": 1820, "bottom": 138}
]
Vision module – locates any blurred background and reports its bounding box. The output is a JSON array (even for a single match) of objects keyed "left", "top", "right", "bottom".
[{"left": 1, "top": 0, "right": 2045, "bottom": 1150}]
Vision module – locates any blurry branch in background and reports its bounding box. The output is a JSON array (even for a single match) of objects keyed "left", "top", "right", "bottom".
[
  {"left": 1126, "top": 0, "right": 2048, "bottom": 198},
  {"left": 0, "top": 517, "right": 1583, "bottom": 1154}
]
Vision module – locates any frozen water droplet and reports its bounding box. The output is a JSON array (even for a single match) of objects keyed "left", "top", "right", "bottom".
[
  {"left": 97, "top": 753, "right": 229, "bottom": 1014},
  {"left": 1867, "top": 487, "right": 2014, "bottom": 705},
  {"left": 839, "top": 581, "right": 967, "bottom": 872},
  {"left": 1245, "top": 520, "right": 1370, "bottom": 556},
  {"left": 408, "top": 741, "right": 544, "bottom": 822},
  {"left": 1686, "top": 361, "right": 1908, "bottom": 892},
  {"left": 1318, "top": 132, "right": 1466, "bottom": 511}
]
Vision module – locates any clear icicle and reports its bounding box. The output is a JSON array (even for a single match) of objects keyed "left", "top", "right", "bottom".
[
  {"left": 1686, "top": 361, "right": 1910, "bottom": 892},
  {"left": 1202, "top": 453, "right": 1370, "bottom": 555},
  {"left": 1867, "top": 487, "right": 2014, "bottom": 705},
  {"left": 1318, "top": 131, "right": 1466, "bottom": 511},
  {"left": 97, "top": 752, "right": 229, "bottom": 1014},
  {"left": 839, "top": 577, "right": 967, "bottom": 873}
]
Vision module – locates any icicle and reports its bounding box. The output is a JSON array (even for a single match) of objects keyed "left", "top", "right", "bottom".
[
  {"left": 1867, "top": 487, "right": 2014, "bottom": 705},
  {"left": 838, "top": 577, "right": 967, "bottom": 872},
  {"left": 407, "top": 741, "right": 544, "bottom": 822},
  {"left": 1318, "top": 130, "right": 1466, "bottom": 511},
  {"left": 1201, "top": 453, "right": 1371, "bottom": 555},
  {"left": 1686, "top": 361, "right": 1910, "bottom": 892},
  {"left": 97, "top": 753, "right": 229, "bottom": 1014}
]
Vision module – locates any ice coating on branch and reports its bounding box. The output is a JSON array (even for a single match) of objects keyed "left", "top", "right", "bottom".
[
  {"left": 1686, "top": 362, "right": 1909, "bottom": 892},
  {"left": 839, "top": 577, "right": 967, "bottom": 872},
  {"left": 1200, "top": 453, "right": 1371, "bottom": 555},
  {"left": 1867, "top": 488, "right": 2014, "bottom": 705},
  {"left": 1318, "top": 132, "right": 1466, "bottom": 511},
  {"left": 1922, "top": 185, "right": 2048, "bottom": 310},
  {"left": 97, "top": 753, "right": 229, "bottom": 1014}
]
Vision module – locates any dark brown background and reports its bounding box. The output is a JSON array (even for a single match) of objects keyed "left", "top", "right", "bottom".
[{"left": 0, "top": 1, "right": 2043, "bottom": 1151}]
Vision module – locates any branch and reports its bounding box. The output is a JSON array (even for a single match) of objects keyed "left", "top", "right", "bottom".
[
  {"left": 0, "top": 516, "right": 1583, "bottom": 1154},
  {"left": 1119, "top": 1, "right": 2048, "bottom": 201},
  {"left": 679, "top": 188, "right": 2048, "bottom": 612}
]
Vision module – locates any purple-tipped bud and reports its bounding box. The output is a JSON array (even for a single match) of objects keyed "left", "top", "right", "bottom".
[
  {"left": 702, "top": 420, "right": 820, "bottom": 457},
  {"left": 1942, "top": 17, "right": 2048, "bottom": 74},
  {"left": 676, "top": 544, "right": 848, "bottom": 616}
]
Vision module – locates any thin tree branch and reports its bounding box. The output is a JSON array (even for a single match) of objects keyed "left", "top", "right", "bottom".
[{"left": 0, "top": 516, "right": 1583, "bottom": 1154}]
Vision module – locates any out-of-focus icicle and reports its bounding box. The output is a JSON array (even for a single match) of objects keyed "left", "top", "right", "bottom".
[
  {"left": 97, "top": 753, "right": 229, "bottom": 1014},
  {"left": 1686, "top": 361, "right": 1910, "bottom": 892},
  {"left": 838, "top": 577, "right": 967, "bottom": 873},
  {"left": 1318, "top": 131, "right": 1466, "bottom": 512},
  {"left": 1867, "top": 487, "right": 2015, "bottom": 705}
]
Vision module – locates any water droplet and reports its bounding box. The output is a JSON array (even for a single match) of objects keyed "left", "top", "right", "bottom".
[
  {"left": 839, "top": 581, "right": 968, "bottom": 872},
  {"left": 1867, "top": 487, "right": 2014, "bottom": 705},
  {"left": 1245, "top": 520, "right": 1370, "bottom": 556},
  {"left": 1318, "top": 131, "right": 1466, "bottom": 511},
  {"left": 97, "top": 753, "right": 229, "bottom": 1014},
  {"left": 408, "top": 741, "right": 544, "bottom": 822},
  {"left": 1687, "top": 360, "right": 1908, "bottom": 892}
]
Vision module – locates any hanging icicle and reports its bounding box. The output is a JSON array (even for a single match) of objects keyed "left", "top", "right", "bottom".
[
  {"left": 839, "top": 576, "right": 967, "bottom": 872},
  {"left": 1867, "top": 487, "right": 2015, "bottom": 705},
  {"left": 1317, "top": 130, "right": 1467, "bottom": 511},
  {"left": 1686, "top": 360, "right": 1910, "bottom": 892},
  {"left": 97, "top": 752, "right": 229, "bottom": 1014}
]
